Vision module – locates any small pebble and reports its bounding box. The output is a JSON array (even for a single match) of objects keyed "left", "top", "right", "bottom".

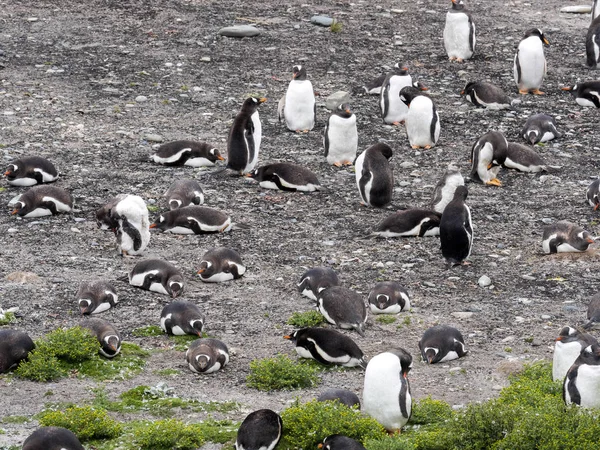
[
  {"left": 311, "top": 15, "right": 334, "bottom": 27},
  {"left": 478, "top": 275, "right": 492, "bottom": 288},
  {"left": 135, "top": 95, "right": 148, "bottom": 102},
  {"left": 144, "top": 133, "right": 164, "bottom": 143},
  {"left": 218, "top": 25, "right": 261, "bottom": 38}
]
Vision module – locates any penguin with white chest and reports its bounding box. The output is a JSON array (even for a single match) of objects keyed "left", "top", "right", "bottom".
[
  {"left": 498, "top": 142, "right": 558, "bottom": 173},
  {"left": 129, "top": 259, "right": 184, "bottom": 298},
  {"left": 521, "top": 114, "right": 561, "bottom": 145},
  {"left": 110, "top": 194, "right": 150, "bottom": 256},
  {"left": 514, "top": 28, "right": 549, "bottom": 95},
  {"left": 355, "top": 142, "right": 393, "bottom": 208},
  {"left": 150, "top": 206, "right": 231, "bottom": 234},
  {"left": 197, "top": 247, "right": 246, "bottom": 283},
  {"left": 160, "top": 301, "right": 205, "bottom": 336},
  {"left": 469, "top": 131, "right": 507, "bottom": 186},
  {"left": 461, "top": 81, "right": 512, "bottom": 110},
  {"left": 235, "top": 409, "right": 282, "bottom": 450},
  {"left": 372, "top": 209, "right": 441, "bottom": 238},
  {"left": 419, "top": 325, "right": 467, "bottom": 363},
  {"left": 297, "top": 267, "right": 341, "bottom": 301},
  {"left": 587, "top": 16, "right": 600, "bottom": 69},
  {"left": 553, "top": 326, "right": 597, "bottom": 381},
  {"left": 227, "top": 97, "right": 267, "bottom": 175},
  {"left": 380, "top": 63, "right": 415, "bottom": 125},
  {"left": 440, "top": 186, "right": 473, "bottom": 267},
  {"left": 324, "top": 103, "right": 358, "bottom": 166},
  {"left": 562, "top": 81, "right": 600, "bottom": 107},
  {"left": 164, "top": 179, "right": 204, "bottom": 210},
  {"left": 11, "top": 185, "right": 72, "bottom": 218},
  {"left": 80, "top": 318, "right": 122, "bottom": 358},
  {"left": 186, "top": 338, "right": 229, "bottom": 374},
  {"left": 0, "top": 329, "right": 35, "bottom": 373},
  {"left": 22, "top": 427, "right": 84, "bottom": 450},
  {"left": 279, "top": 65, "right": 316, "bottom": 132},
  {"left": 76, "top": 281, "right": 118, "bottom": 315},
  {"left": 247, "top": 162, "right": 320, "bottom": 192},
  {"left": 443, "top": 0, "right": 475, "bottom": 62},
  {"left": 400, "top": 86, "right": 440, "bottom": 149},
  {"left": 542, "top": 221, "right": 594, "bottom": 254},
  {"left": 564, "top": 343, "right": 600, "bottom": 408},
  {"left": 430, "top": 168, "right": 464, "bottom": 214},
  {"left": 4, "top": 156, "right": 58, "bottom": 186},
  {"left": 587, "top": 179, "right": 600, "bottom": 210},
  {"left": 152, "top": 141, "right": 224, "bottom": 167},
  {"left": 368, "top": 281, "right": 410, "bottom": 314},
  {"left": 317, "top": 286, "right": 368, "bottom": 335}
]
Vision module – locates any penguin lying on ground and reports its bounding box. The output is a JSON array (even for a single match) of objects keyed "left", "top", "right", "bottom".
[
  {"left": 496, "top": 142, "right": 559, "bottom": 173},
  {"left": 319, "top": 435, "right": 366, "bottom": 450},
  {"left": 521, "top": 113, "right": 561, "bottom": 145},
  {"left": 355, "top": 142, "right": 393, "bottom": 207},
  {"left": 440, "top": 186, "right": 473, "bottom": 267},
  {"left": 317, "top": 286, "right": 368, "bottom": 335},
  {"left": 444, "top": 0, "right": 475, "bottom": 62},
  {"left": 151, "top": 206, "right": 232, "bottom": 234},
  {"left": 400, "top": 86, "right": 440, "bottom": 149},
  {"left": 564, "top": 343, "right": 600, "bottom": 408},
  {"left": 129, "top": 259, "right": 184, "bottom": 298},
  {"left": 11, "top": 185, "right": 72, "bottom": 218},
  {"left": 235, "top": 409, "right": 282, "bottom": 450},
  {"left": 368, "top": 281, "right": 411, "bottom": 314},
  {"left": 419, "top": 325, "right": 467, "bottom": 363},
  {"left": 4, "top": 156, "right": 58, "bottom": 186},
  {"left": 461, "top": 81, "right": 512, "bottom": 109},
  {"left": 160, "top": 301, "right": 205, "bottom": 336},
  {"left": 152, "top": 141, "right": 224, "bottom": 167},
  {"left": 197, "top": 247, "right": 246, "bottom": 282},
  {"left": 279, "top": 65, "right": 316, "bottom": 132},
  {"left": 324, "top": 103, "right": 358, "bottom": 166},
  {"left": 0, "top": 329, "right": 35, "bottom": 373},
  {"left": 80, "top": 318, "right": 122, "bottom": 358},
  {"left": 586, "top": 179, "right": 600, "bottom": 209},
  {"left": 562, "top": 81, "right": 600, "bottom": 107},
  {"left": 247, "top": 162, "right": 320, "bottom": 192},
  {"left": 431, "top": 168, "right": 464, "bottom": 213},
  {"left": 297, "top": 267, "right": 341, "bottom": 301},
  {"left": 22, "top": 427, "right": 84, "bottom": 450},
  {"left": 514, "top": 28, "right": 549, "bottom": 95},
  {"left": 469, "top": 131, "right": 507, "bottom": 186},
  {"left": 317, "top": 388, "right": 360, "bottom": 408},
  {"left": 553, "top": 326, "right": 597, "bottom": 381},
  {"left": 372, "top": 209, "right": 441, "bottom": 238},
  {"left": 542, "top": 221, "right": 594, "bottom": 254},
  {"left": 76, "top": 280, "right": 118, "bottom": 315},
  {"left": 583, "top": 294, "right": 600, "bottom": 330},
  {"left": 186, "top": 338, "right": 229, "bottom": 374},
  {"left": 227, "top": 97, "right": 267, "bottom": 175},
  {"left": 164, "top": 179, "right": 204, "bottom": 210}
]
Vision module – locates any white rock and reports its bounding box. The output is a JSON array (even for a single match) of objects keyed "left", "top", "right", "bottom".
[
  {"left": 560, "top": 5, "right": 592, "bottom": 13},
  {"left": 135, "top": 95, "right": 148, "bottom": 102},
  {"left": 478, "top": 275, "right": 492, "bottom": 288},
  {"left": 451, "top": 312, "right": 474, "bottom": 319}
]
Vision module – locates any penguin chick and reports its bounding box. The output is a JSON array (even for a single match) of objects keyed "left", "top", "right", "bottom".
[
  {"left": 247, "top": 162, "right": 320, "bottom": 192},
  {"left": 279, "top": 65, "right": 316, "bottom": 132},
  {"left": 76, "top": 281, "right": 118, "bottom": 315},
  {"left": 129, "top": 259, "right": 184, "bottom": 298},
  {"left": 583, "top": 294, "right": 600, "bottom": 330},
  {"left": 461, "top": 81, "right": 512, "bottom": 110},
  {"left": 150, "top": 206, "right": 232, "bottom": 234},
  {"left": 152, "top": 141, "right": 224, "bottom": 167},
  {"left": 96, "top": 194, "right": 127, "bottom": 230},
  {"left": 430, "top": 168, "right": 465, "bottom": 214},
  {"left": 22, "top": 427, "right": 84, "bottom": 450},
  {"left": 587, "top": 179, "right": 600, "bottom": 210},
  {"left": 372, "top": 209, "right": 441, "bottom": 238},
  {"left": 297, "top": 267, "right": 341, "bottom": 301},
  {"left": 497, "top": 142, "right": 559, "bottom": 173},
  {"left": 521, "top": 113, "right": 561, "bottom": 145},
  {"left": 160, "top": 301, "right": 205, "bottom": 336},
  {"left": 562, "top": 81, "right": 600, "bottom": 107},
  {"left": 4, "top": 156, "right": 58, "bottom": 186},
  {"left": 235, "top": 409, "right": 282, "bottom": 450},
  {"left": 11, "top": 185, "right": 72, "bottom": 218},
  {"left": 186, "top": 338, "right": 229, "bottom": 374},
  {"left": 400, "top": 86, "right": 440, "bottom": 149},
  {"left": 80, "top": 318, "right": 122, "bottom": 358},
  {"left": 380, "top": 63, "right": 415, "bottom": 125},
  {"left": 553, "top": 326, "right": 598, "bottom": 381},
  {"left": 368, "top": 281, "right": 411, "bottom": 314},
  {"left": 564, "top": 343, "right": 600, "bottom": 407},
  {"left": 514, "top": 28, "right": 549, "bottom": 95},
  {"left": 440, "top": 186, "right": 473, "bottom": 267},
  {"left": 419, "top": 325, "right": 467, "bottom": 363},
  {"left": 227, "top": 97, "right": 267, "bottom": 175},
  {"left": 284, "top": 327, "right": 366, "bottom": 367},
  {"left": 319, "top": 435, "right": 366, "bottom": 450},
  {"left": 469, "top": 131, "right": 507, "bottom": 186},
  {"left": 110, "top": 194, "right": 150, "bottom": 256},
  {"left": 197, "top": 247, "right": 246, "bottom": 283},
  {"left": 317, "top": 286, "right": 368, "bottom": 335},
  {"left": 542, "top": 221, "right": 594, "bottom": 254},
  {"left": 355, "top": 142, "right": 394, "bottom": 208},
  {"left": 316, "top": 389, "right": 361, "bottom": 408},
  {"left": 324, "top": 103, "right": 358, "bottom": 167},
  {"left": 587, "top": 16, "right": 600, "bottom": 69},
  {"left": 443, "top": 0, "right": 475, "bottom": 62},
  {"left": 164, "top": 179, "right": 204, "bottom": 210},
  {"left": 0, "top": 329, "right": 35, "bottom": 373}
]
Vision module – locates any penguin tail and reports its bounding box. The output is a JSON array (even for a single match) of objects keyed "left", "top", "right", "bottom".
[
  {"left": 359, "top": 357, "right": 368, "bottom": 369},
  {"left": 231, "top": 222, "right": 251, "bottom": 230},
  {"left": 542, "top": 165, "right": 561, "bottom": 173},
  {"left": 582, "top": 320, "right": 595, "bottom": 331},
  {"left": 509, "top": 98, "right": 521, "bottom": 109}
]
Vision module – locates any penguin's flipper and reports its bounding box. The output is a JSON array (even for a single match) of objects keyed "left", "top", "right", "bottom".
[
  {"left": 272, "top": 174, "right": 297, "bottom": 192},
  {"left": 565, "top": 367, "right": 581, "bottom": 405},
  {"left": 141, "top": 273, "right": 156, "bottom": 291},
  {"left": 122, "top": 218, "right": 143, "bottom": 251},
  {"left": 430, "top": 104, "right": 439, "bottom": 144},
  {"left": 549, "top": 123, "right": 562, "bottom": 139},
  {"left": 399, "top": 379, "right": 410, "bottom": 418},
  {"left": 381, "top": 80, "right": 391, "bottom": 119},
  {"left": 468, "top": 18, "right": 475, "bottom": 53},
  {"left": 515, "top": 53, "right": 522, "bottom": 85},
  {"left": 277, "top": 96, "right": 285, "bottom": 122},
  {"left": 549, "top": 237, "right": 563, "bottom": 254},
  {"left": 313, "top": 102, "right": 317, "bottom": 128},
  {"left": 188, "top": 219, "right": 207, "bottom": 235},
  {"left": 323, "top": 117, "right": 331, "bottom": 157}
]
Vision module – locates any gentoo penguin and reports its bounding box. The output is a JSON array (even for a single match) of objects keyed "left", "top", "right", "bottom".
[
  {"left": 317, "top": 286, "right": 368, "bottom": 335},
  {"left": 368, "top": 281, "right": 411, "bottom": 314},
  {"left": 80, "top": 318, "right": 122, "bottom": 358},
  {"left": 247, "top": 162, "right": 321, "bottom": 192},
  {"left": 419, "top": 325, "right": 467, "bottom": 363},
  {"left": 317, "top": 388, "right": 361, "bottom": 408},
  {"left": 129, "top": 258, "right": 184, "bottom": 298},
  {"left": 279, "top": 65, "right": 316, "bottom": 132},
  {"left": 363, "top": 348, "right": 413, "bottom": 432},
  {"left": 514, "top": 28, "right": 549, "bottom": 95},
  {"left": 186, "top": 338, "right": 229, "bottom": 374},
  {"left": 587, "top": 179, "right": 600, "bottom": 210},
  {"left": 430, "top": 168, "right": 465, "bottom": 214},
  {"left": 150, "top": 205, "right": 231, "bottom": 234},
  {"left": 380, "top": 63, "right": 415, "bottom": 125},
  {"left": 400, "top": 86, "right": 440, "bottom": 149},
  {"left": 553, "top": 326, "right": 597, "bottom": 381},
  {"left": 227, "top": 97, "right": 267, "bottom": 175},
  {"left": 564, "top": 343, "right": 600, "bottom": 407},
  {"left": 358, "top": 72, "right": 387, "bottom": 95},
  {"left": 4, "top": 156, "right": 58, "bottom": 186},
  {"left": 319, "top": 435, "right": 366, "bottom": 450},
  {"left": 284, "top": 327, "right": 366, "bottom": 367},
  {"left": 587, "top": 16, "right": 600, "bottom": 69},
  {"left": 461, "top": 81, "right": 512, "bottom": 110},
  {"left": 443, "top": 0, "right": 475, "bottom": 62},
  {"left": 440, "top": 186, "right": 473, "bottom": 267},
  {"left": 197, "top": 247, "right": 246, "bottom": 282},
  {"left": 152, "top": 141, "right": 224, "bottom": 167},
  {"left": 297, "top": 267, "right": 341, "bottom": 301},
  {"left": 110, "top": 194, "right": 150, "bottom": 256},
  {"left": 469, "top": 131, "right": 507, "bottom": 186},
  {"left": 324, "top": 103, "right": 358, "bottom": 166},
  {"left": 373, "top": 209, "right": 442, "bottom": 238},
  {"left": 11, "top": 185, "right": 72, "bottom": 218},
  {"left": 164, "top": 179, "right": 204, "bottom": 210},
  {"left": 561, "top": 81, "right": 600, "bottom": 107},
  {"left": 160, "top": 301, "right": 205, "bottom": 336},
  {"left": 521, "top": 113, "right": 561, "bottom": 145},
  {"left": 594, "top": 0, "right": 600, "bottom": 21},
  {"left": 0, "top": 329, "right": 35, "bottom": 373},
  {"left": 354, "top": 142, "right": 393, "bottom": 208},
  {"left": 498, "top": 142, "right": 559, "bottom": 173},
  {"left": 96, "top": 194, "right": 127, "bottom": 230},
  {"left": 542, "top": 221, "right": 594, "bottom": 254},
  {"left": 76, "top": 280, "right": 118, "bottom": 315},
  {"left": 22, "top": 427, "right": 84, "bottom": 450},
  {"left": 235, "top": 409, "right": 282, "bottom": 450},
  {"left": 583, "top": 294, "right": 600, "bottom": 330}
]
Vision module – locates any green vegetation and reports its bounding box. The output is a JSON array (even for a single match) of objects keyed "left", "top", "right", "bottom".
[
  {"left": 132, "top": 325, "right": 163, "bottom": 337},
  {"left": 131, "top": 325, "right": 199, "bottom": 350},
  {"left": 131, "top": 418, "right": 236, "bottom": 449},
  {"left": 330, "top": 20, "right": 343, "bottom": 33},
  {"left": 247, "top": 354, "right": 320, "bottom": 391},
  {"left": 2, "top": 415, "right": 30, "bottom": 424},
  {"left": 0, "top": 311, "right": 17, "bottom": 325},
  {"left": 147, "top": 205, "right": 160, "bottom": 213},
  {"left": 286, "top": 310, "right": 325, "bottom": 327},
  {"left": 376, "top": 315, "right": 397, "bottom": 324},
  {"left": 39, "top": 405, "right": 122, "bottom": 441},
  {"left": 154, "top": 368, "right": 180, "bottom": 376}
]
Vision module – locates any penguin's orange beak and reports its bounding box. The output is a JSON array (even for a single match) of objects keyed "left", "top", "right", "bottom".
[
  {"left": 487, "top": 163, "right": 493, "bottom": 170},
  {"left": 543, "top": 37, "right": 550, "bottom": 46},
  {"left": 587, "top": 238, "right": 595, "bottom": 244},
  {"left": 3, "top": 170, "right": 11, "bottom": 176},
  {"left": 561, "top": 86, "right": 572, "bottom": 91},
  {"left": 245, "top": 173, "right": 253, "bottom": 177},
  {"left": 259, "top": 97, "right": 267, "bottom": 103},
  {"left": 345, "top": 108, "right": 351, "bottom": 114},
  {"left": 318, "top": 444, "right": 324, "bottom": 449},
  {"left": 283, "top": 335, "right": 291, "bottom": 340},
  {"left": 595, "top": 204, "right": 600, "bottom": 211},
  {"left": 555, "top": 336, "right": 563, "bottom": 342},
  {"left": 11, "top": 209, "right": 18, "bottom": 215},
  {"left": 197, "top": 268, "right": 205, "bottom": 274},
  {"left": 149, "top": 223, "right": 158, "bottom": 228},
  {"left": 460, "top": 90, "right": 465, "bottom": 95},
  {"left": 216, "top": 154, "right": 225, "bottom": 161}
]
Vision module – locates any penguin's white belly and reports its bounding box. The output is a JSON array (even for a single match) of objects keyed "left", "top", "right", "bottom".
[
  {"left": 92, "top": 302, "right": 112, "bottom": 314},
  {"left": 259, "top": 180, "right": 281, "bottom": 190},
  {"left": 540, "top": 131, "right": 556, "bottom": 142},
  {"left": 129, "top": 271, "right": 158, "bottom": 287},
  {"left": 438, "top": 350, "right": 460, "bottom": 363},
  {"left": 170, "top": 325, "right": 186, "bottom": 335},
  {"left": 381, "top": 75, "right": 412, "bottom": 123},
  {"left": 354, "top": 152, "right": 369, "bottom": 204},
  {"left": 476, "top": 143, "right": 495, "bottom": 182},
  {"left": 553, "top": 341, "right": 583, "bottom": 382},
  {"left": 246, "top": 111, "right": 261, "bottom": 173},
  {"left": 369, "top": 303, "right": 402, "bottom": 315},
  {"left": 514, "top": 38, "right": 546, "bottom": 90},
  {"left": 306, "top": 337, "right": 352, "bottom": 365},
  {"left": 574, "top": 365, "right": 600, "bottom": 408},
  {"left": 153, "top": 148, "right": 190, "bottom": 164},
  {"left": 556, "top": 243, "right": 585, "bottom": 253},
  {"left": 276, "top": 175, "right": 319, "bottom": 192},
  {"left": 22, "top": 208, "right": 52, "bottom": 218},
  {"left": 406, "top": 97, "right": 438, "bottom": 147},
  {"left": 160, "top": 314, "right": 170, "bottom": 332},
  {"left": 36, "top": 169, "right": 59, "bottom": 183},
  {"left": 164, "top": 226, "right": 196, "bottom": 235},
  {"left": 149, "top": 282, "right": 169, "bottom": 295},
  {"left": 200, "top": 271, "right": 235, "bottom": 283},
  {"left": 576, "top": 96, "right": 598, "bottom": 107},
  {"left": 8, "top": 177, "right": 37, "bottom": 187},
  {"left": 43, "top": 196, "right": 71, "bottom": 212},
  {"left": 300, "top": 288, "right": 317, "bottom": 301},
  {"left": 295, "top": 345, "right": 314, "bottom": 360},
  {"left": 284, "top": 80, "right": 315, "bottom": 131},
  {"left": 325, "top": 115, "right": 358, "bottom": 165},
  {"left": 503, "top": 157, "right": 543, "bottom": 173},
  {"left": 184, "top": 157, "right": 215, "bottom": 167},
  {"left": 443, "top": 12, "right": 473, "bottom": 60}
]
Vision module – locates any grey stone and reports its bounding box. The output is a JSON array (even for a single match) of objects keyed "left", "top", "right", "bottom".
[
  {"left": 218, "top": 25, "right": 261, "bottom": 38},
  {"left": 560, "top": 5, "right": 592, "bottom": 13},
  {"left": 311, "top": 15, "right": 334, "bottom": 27},
  {"left": 135, "top": 95, "right": 148, "bottom": 102},
  {"left": 143, "top": 133, "right": 164, "bottom": 143},
  {"left": 451, "top": 312, "right": 474, "bottom": 319},
  {"left": 478, "top": 275, "right": 492, "bottom": 288},
  {"left": 325, "top": 91, "right": 350, "bottom": 110}
]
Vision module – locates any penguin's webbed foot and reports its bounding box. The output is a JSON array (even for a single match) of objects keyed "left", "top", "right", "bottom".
[
  {"left": 411, "top": 145, "right": 420, "bottom": 149},
  {"left": 392, "top": 121, "right": 401, "bottom": 126},
  {"left": 532, "top": 89, "right": 545, "bottom": 95},
  {"left": 424, "top": 145, "right": 432, "bottom": 150},
  {"left": 486, "top": 178, "right": 502, "bottom": 187},
  {"left": 456, "top": 58, "right": 464, "bottom": 63},
  {"left": 448, "top": 56, "right": 456, "bottom": 61},
  {"left": 343, "top": 160, "right": 353, "bottom": 166},
  {"left": 518, "top": 89, "right": 529, "bottom": 95},
  {"left": 333, "top": 162, "right": 343, "bottom": 167}
]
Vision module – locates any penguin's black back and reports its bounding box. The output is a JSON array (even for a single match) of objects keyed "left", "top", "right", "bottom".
[
  {"left": 291, "top": 327, "right": 364, "bottom": 361},
  {"left": 235, "top": 409, "right": 283, "bottom": 450},
  {"left": 317, "top": 389, "right": 361, "bottom": 408},
  {"left": 251, "top": 163, "right": 320, "bottom": 190},
  {"left": 321, "top": 434, "right": 367, "bottom": 450},
  {"left": 22, "top": 426, "right": 85, "bottom": 450},
  {"left": 360, "top": 143, "right": 393, "bottom": 208},
  {"left": 227, "top": 98, "right": 259, "bottom": 172},
  {"left": 0, "top": 329, "right": 35, "bottom": 373},
  {"left": 419, "top": 325, "right": 466, "bottom": 363},
  {"left": 440, "top": 186, "right": 471, "bottom": 265}
]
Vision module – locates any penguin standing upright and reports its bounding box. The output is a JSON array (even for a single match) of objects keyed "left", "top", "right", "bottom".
[
  {"left": 440, "top": 186, "right": 473, "bottom": 267},
  {"left": 186, "top": 338, "right": 229, "bottom": 374},
  {"left": 430, "top": 167, "right": 464, "bottom": 214},
  {"left": 235, "top": 409, "right": 282, "bottom": 450},
  {"left": 588, "top": 16, "right": 600, "bottom": 69},
  {"left": 80, "top": 318, "right": 122, "bottom": 358},
  {"left": 227, "top": 97, "right": 267, "bottom": 175},
  {"left": 22, "top": 427, "right": 85, "bottom": 450},
  {"left": 284, "top": 327, "right": 366, "bottom": 367},
  {"left": 587, "top": 179, "right": 600, "bottom": 210},
  {"left": 76, "top": 280, "right": 118, "bottom": 315},
  {"left": 521, "top": 114, "right": 561, "bottom": 145},
  {"left": 553, "top": 326, "right": 597, "bottom": 381},
  {"left": 380, "top": 63, "right": 414, "bottom": 125},
  {"left": 419, "top": 325, "right": 467, "bottom": 363},
  {"left": 4, "top": 156, "right": 59, "bottom": 186},
  {"left": 400, "top": 86, "right": 440, "bottom": 149},
  {"left": 0, "top": 329, "right": 35, "bottom": 373},
  {"left": 96, "top": 194, "right": 127, "bottom": 230},
  {"left": 469, "top": 131, "right": 507, "bottom": 186},
  {"left": 443, "top": 0, "right": 475, "bottom": 62},
  {"left": 324, "top": 103, "right": 358, "bottom": 166},
  {"left": 279, "top": 65, "right": 316, "bottom": 132},
  {"left": 110, "top": 194, "right": 150, "bottom": 256},
  {"left": 317, "top": 286, "right": 368, "bottom": 335},
  {"left": 561, "top": 81, "right": 600, "bottom": 107},
  {"left": 564, "top": 343, "right": 600, "bottom": 408},
  {"left": 514, "top": 28, "right": 549, "bottom": 95},
  {"left": 164, "top": 179, "right": 204, "bottom": 210},
  {"left": 11, "top": 186, "right": 72, "bottom": 218},
  {"left": 354, "top": 143, "right": 393, "bottom": 208},
  {"left": 542, "top": 221, "right": 594, "bottom": 254}
]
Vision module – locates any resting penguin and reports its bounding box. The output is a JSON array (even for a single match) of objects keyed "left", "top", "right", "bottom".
[
  {"left": 355, "top": 142, "right": 394, "bottom": 208},
  {"left": 152, "top": 141, "right": 224, "bottom": 167},
  {"left": 284, "top": 327, "right": 366, "bottom": 368},
  {"left": 80, "top": 318, "right": 122, "bottom": 358},
  {"left": 561, "top": 81, "right": 600, "bottom": 107},
  {"left": 587, "top": 179, "right": 600, "bottom": 210},
  {"left": 469, "top": 131, "right": 507, "bottom": 186},
  {"left": 247, "top": 162, "right": 320, "bottom": 192},
  {"left": 443, "top": 0, "right": 475, "bottom": 62},
  {"left": 164, "top": 179, "right": 204, "bottom": 210},
  {"left": 4, "top": 156, "right": 58, "bottom": 186},
  {"left": 324, "top": 103, "right": 358, "bottom": 167},
  {"left": 22, "top": 427, "right": 85, "bottom": 450},
  {"left": 186, "top": 338, "right": 229, "bottom": 374},
  {"left": 317, "top": 286, "right": 368, "bottom": 336},
  {"left": 0, "top": 329, "right": 35, "bottom": 373},
  {"left": 227, "top": 97, "right": 267, "bottom": 175},
  {"left": 430, "top": 168, "right": 465, "bottom": 214},
  {"left": 76, "top": 280, "right": 118, "bottom": 315},
  {"left": 440, "top": 186, "right": 473, "bottom": 267},
  {"left": 96, "top": 194, "right": 127, "bottom": 230},
  {"left": 110, "top": 194, "right": 150, "bottom": 256},
  {"left": 129, "top": 258, "right": 184, "bottom": 298},
  {"left": 583, "top": 294, "right": 600, "bottom": 330},
  {"left": 514, "top": 28, "right": 549, "bottom": 95},
  {"left": 594, "top": 0, "right": 600, "bottom": 21},
  {"left": 279, "top": 65, "right": 316, "bottom": 132},
  {"left": 197, "top": 247, "right": 246, "bottom": 283},
  {"left": 235, "top": 409, "right": 282, "bottom": 450},
  {"left": 368, "top": 281, "right": 411, "bottom": 314},
  {"left": 317, "top": 388, "right": 361, "bottom": 408},
  {"left": 542, "top": 221, "right": 594, "bottom": 254},
  {"left": 587, "top": 16, "right": 600, "bottom": 69},
  {"left": 297, "top": 267, "right": 341, "bottom": 301},
  {"left": 495, "top": 142, "right": 558, "bottom": 173},
  {"left": 11, "top": 185, "right": 72, "bottom": 218},
  {"left": 373, "top": 208, "right": 441, "bottom": 238},
  {"left": 419, "top": 325, "right": 467, "bottom": 364},
  {"left": 363, "top": 348, "right": 413, "bottom": 432},
  {"left": 160, "top": 301, "right": 205, "bottom": 336},
  {"left": 150, "top": 206, "right": 232, "bottom": 234},
  {"left": 319, "top": 435, "right": 366, "bottom": 450},
  {"left": 380, "top": 63, "right": 415, "bottom": 125},
  {"left": 461, "top": 81, "right": 512, "bottom": 110},
  {"left": 521, "top": 113, "right": 561, "bottom": 145},
  {"left": 553, "top": 326, "right": 597, "bottom": 381},
  {"left": 400, "top": 86, "right": 440, "bottom": 149},
  {"left": 564, "top": 343, "right": 600, "bottom": 408}
]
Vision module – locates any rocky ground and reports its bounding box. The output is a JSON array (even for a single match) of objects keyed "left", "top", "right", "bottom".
[{"left": 1, "top": 0, "right": 600, "bottom": 448}]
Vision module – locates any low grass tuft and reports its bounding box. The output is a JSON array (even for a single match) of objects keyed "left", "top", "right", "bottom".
[
  {"left": 38, "top": 405, "right": 122, "bottom": 441},
  {"left": 287, "top": 310, "right": 325, "bottom": 327},
  {"left": 246, "top": 354, "right": 320, "bottom": 391}
]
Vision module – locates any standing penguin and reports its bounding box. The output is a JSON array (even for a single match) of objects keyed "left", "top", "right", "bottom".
[
  {"left": 564, "top": 343, "right": 600, "bottom": 408},
  {"left": 96, "top": 194, "right": 127, "bottom": 230},
  {"left": 0, "top": 329, "right": 35, "bottom": 373},
  {"left": 11, "top": 186, "right": 72, "bottom": 218},
  {"left": 469, "top": 131, "right": 507, "bottom": 186},
  {"left": 160, "top": 301, "right": 205, "bottom": 336},
  {"left": 514, "top": 28, "right": 549, "bottom": 95},
  {"left": 542, "top": 221, "right": 594, "bottom": 254},
  {"left": 587, "top": 16, "right": 600, "bottom": 69},
  {"left": 443, "top": 0, "right": 475, "bottom": 62},
  {"left": 419, "top": 325, "right": 467, "bottom": 363},
  {"left": 297, "top": 267, "right": 341, "bottom": 301},
  {"left": 553, "top": 326, "right": 597, "bottom": 381},
  {"left": 400, "top": 86, "right": 440, "bottom": 149},
  {"left": 440, "top": 186, "right": 473, "bottom": 267},
  {"left": 380, "top": 63, "right": 414, "bottom": 125},
  {"left": 587, "top": 179, "right": 600, "bottom": 210},
  {"left": 354, "top": 143, "right": 394, "bottom": 208},
  {"left": 317, "top": 286, "right": 368, "bottom": 335},
  {"left": 279, "top": 65, "right": 316, "bottom": 132},
  {"left": 521, "top": 114, "right": 561, "bottom": 145},
  {"left": 284, "top": 327, "right": 366, "bottom": 367},
  {"left": 430, "top": 167, "right": 464, "bottom": 214},
  {"left": 363, "top": 348, "right": 413, "bottom": 432},
  {"left": 197, "top": 247, "right": 246, "bottom": 283},
  {"left": 4, "top": 156, "right": 58, "bottom": 186},
  {"left": 80, "top": 318, "right": 122, "bottom": 358},
  {"left": 324, "top": 103, "right": 358, "bottom": 166},
  {"left": 186, "top": 338, "right": 229, "bottom": 374},
  {"left": 561, "top": 81, "right": 600, "bottom": 107},
  {"left": 235, "top": 409, "right": 283, "bottom": 450},
  {"left": 164, "top": 179, "right": 204, "bottom": 210},
  {"left": 22, "top": 427, "right": 84, "bottom": 450},
  {"left": 110, "top": 194, "right": 150, "bottom": 256},
  {"left": 227, "top": 97, "right": 267, "bottom": 175},
  {"left": 368, "top": 281, "right": 411, "bottom": 315},
  {"left": 129, "top": 259, "right": 184, "bottom": 298},
  {"left": 76, "top": 281, "right": 118, "bottom": 315}
]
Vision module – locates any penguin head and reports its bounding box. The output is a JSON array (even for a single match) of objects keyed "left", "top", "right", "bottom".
[
  {"left": 283, "top": 330, "right": 299, "bottom": 343},
  {"left": 242, "top": 96, "right": 267, "bottom": 112},
  {"left": 524, "top": 28, "right": 549, "bottom": 46},
  {"left": 11, "top": 200, "right": 27, "bottom": 216},
  {"left": 247, "top": 167, "right": 265, "bottom": 181},
  {"left": 335, "top": 103, "right": 353, "bottom": 118},
  {"left": 197, "top": 260, "right": 216, "bottom": 278},
  {"left": 393, "top": 62, "right": 410, "bottom": 75},
  {"left": 375, "top": 294, "right": 391, "bottom": 310},
  {"left": 209, "top": 148, "right": 225, "bottom": 162},
  {"left": 101, "top": 334, "right": 121, "bottom": 357},
  {"left": 412, "top": 80, "right": 428, "bottom": 91},
  {"left": 422, "top": 347, "right": 439, "bottom": 364},
  {"left": 580, "top": 344, "right": 600, "bottom": 365},
  {"left": 195, "top": 353, "right": 211, "bottom": 370},
  {"left": 189, "top": 319, "right": 204, "bottom": 336},
  {"left": 292, "top": 65, "right": 307, "bottom": 80},
  {"left": 168, "top": 199, "right": 182, "bottom": 210},
  {"left": 371, "top": 142, "right": 393, "bottom": 160},
  {"left": 556, "top": 326, "right": 579, "bottom": 343},
  {"left": 395, "top": 348, "right": 413, "bottom": 377},
  {"left": 4, "top": 163, "right": 17, "bottom": 177},
  {"left": 79, "top": 299, "right": 93, "bottom": 315},
  {"left": 451, "top": 0, "right": 466, "bottom": 9},
  {"left": 526, "top": 129, "right": 540, "bottom": 145},
  {"left": 460, "top": 81, "right": 476, "bottom": 96},
  {"left": 577, "top": 230, "right": 595, "bottom": 245},
  {"left": 399, "top": 86, "right": 422, "bottom": 107},
  {"left": 453, "top": 185, "right": 468, "bottom": 202},
  {"left": 149, "top": 215, "right": 168, "bottom": 231},
  {"left": 167, "top": 275, "right": 184, "bottom": 298}
]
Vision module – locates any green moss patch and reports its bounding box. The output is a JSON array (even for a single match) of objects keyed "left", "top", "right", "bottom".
[
  {"left": 38, "top": 405, "right": 122, "bottom": 441},
  {"left": 0, "top": 311, "right": 17, "bottom": 325},
  {"left": 132, "top": 325, "right": 164, "bottom": 337},
  {"left": 376, "top": 315, "right": 397, "bottom": 324},
  {"left": 131, "top": 325, "right": 200, "bottom": 351},
  {"left": 286, "top": 310, "right": 325, "bottom": 327},
  {"left": 246, "top": 354, "right": 320, "bottom": 391}
]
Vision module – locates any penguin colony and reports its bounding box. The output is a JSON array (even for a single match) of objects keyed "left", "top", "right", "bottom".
[{"left": 4, "top": 0, "right": 600, "bottom": 446}]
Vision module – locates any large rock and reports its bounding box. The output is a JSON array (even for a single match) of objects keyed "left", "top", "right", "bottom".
[{"left": 218, "top": 25, "right": 261, "bottom": 38}]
